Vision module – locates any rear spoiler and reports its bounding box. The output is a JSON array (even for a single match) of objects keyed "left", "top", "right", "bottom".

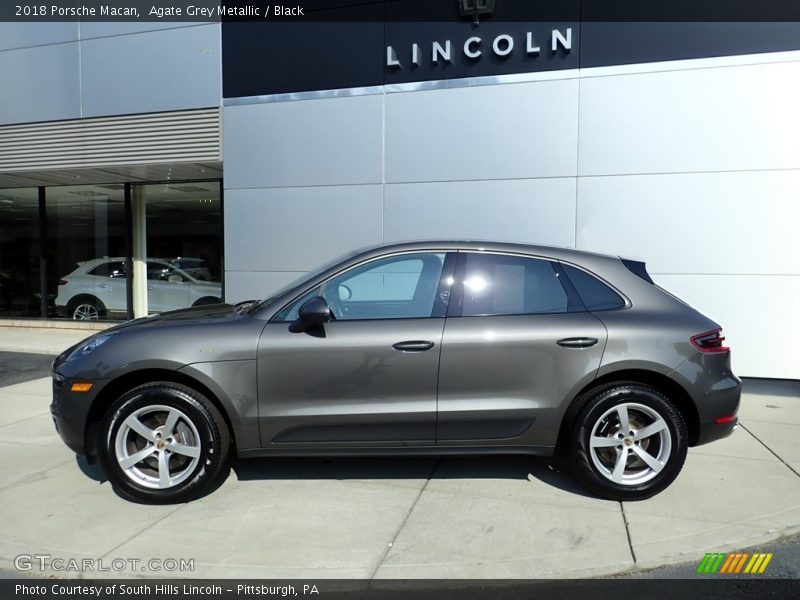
[{"left": 620, "top": 258, "right": 654, "bottom": 284}]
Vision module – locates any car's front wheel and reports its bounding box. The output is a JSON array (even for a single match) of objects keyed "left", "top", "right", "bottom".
[
  {"left": 98, "top": 382, "right": 230, "bottom": 503},
  {"left": 570, "top": 382, "right": 688, "bottom": 501}
]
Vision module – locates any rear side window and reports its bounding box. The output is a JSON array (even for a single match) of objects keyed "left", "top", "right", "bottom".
[
  {"left": 88, "top": 261, "right": 126, "bottom": 278},
  {"left": 561, "top": 264, "right": 625, "bottom": 311},
  {"left": 456, "top": 253, "right": 577, "bottom": 316}
]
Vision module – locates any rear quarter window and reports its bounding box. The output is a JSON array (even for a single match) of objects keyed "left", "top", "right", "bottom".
[{"left": 561, "top": 264, "right": 625, "bottom": 311}]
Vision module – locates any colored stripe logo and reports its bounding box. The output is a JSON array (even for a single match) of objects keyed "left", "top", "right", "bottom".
[{"left": 697, "top": 552, "right": 773, "bottom": 574}]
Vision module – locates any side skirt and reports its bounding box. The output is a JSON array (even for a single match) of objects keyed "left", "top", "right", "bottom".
[{"left": 237, "top": 444, "right": 556, "bottom": 459}]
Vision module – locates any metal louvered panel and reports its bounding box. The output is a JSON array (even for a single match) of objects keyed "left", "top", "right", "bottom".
[{"left": 0, "top": 109, "right": 221, "bottom": 172}]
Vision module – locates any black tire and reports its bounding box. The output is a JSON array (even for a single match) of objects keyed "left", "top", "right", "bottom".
[
  {"left": 98, "top": 382, "right": 230, "bottom": 504},
  {"left": 68, "top": 296, "right": 106, "bottom": 320},
  {"left": 570, "top": 382, "right": 688, "bottom": 501}
]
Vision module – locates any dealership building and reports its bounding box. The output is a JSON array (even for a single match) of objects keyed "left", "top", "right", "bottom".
[{"left": 0, "top": 2, "right": 798, "bottom": 379}]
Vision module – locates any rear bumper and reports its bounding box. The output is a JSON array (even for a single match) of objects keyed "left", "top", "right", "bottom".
[
  {"left": 669, "top": 352, "right": 742, "bottom": 446},
  {"left": 696, "top": 415, "right": 739, "bottom": 446}
]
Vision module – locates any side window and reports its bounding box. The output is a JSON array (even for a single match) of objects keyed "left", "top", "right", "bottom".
[
  {"left": 88, "top": 261, "right": 126, "bottom": 278},
  {"left": 561, "top": 264, "right": 625, "bottom": 311},
  {"left": 322, "top": 253, "right": 446, "bottom": 320},
  {"left": 458, "top": 253, "right": 572, "bottom": 316},
  {"left": 146, "top": 262, "right": 172, "bottom": 281}
]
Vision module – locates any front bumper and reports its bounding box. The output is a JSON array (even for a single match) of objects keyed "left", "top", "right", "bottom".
[{"left": 50, "top": 371, "right": 108, "bottom": 456}]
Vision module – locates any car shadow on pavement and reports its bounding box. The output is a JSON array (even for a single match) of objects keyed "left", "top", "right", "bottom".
[
  {"left": 230, "top": 454, "right": 598, "bottom": 499},
  {"left": 73, "top": 452, "right": 597, "bottom": 502}
]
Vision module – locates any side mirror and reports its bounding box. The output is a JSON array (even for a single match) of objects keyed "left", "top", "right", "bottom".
[
  {"left": 167, "top": 274, "right": 183, "bottom": 284},
  {"left": 289, "top": 296, "right": 331, "bottom": 333}
]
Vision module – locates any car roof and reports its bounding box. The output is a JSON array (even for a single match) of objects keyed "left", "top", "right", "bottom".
[
  {"left": 77, "top": 257, "right": 171, "bottom": 268},
  {"left": 350, "top": 240, "right": 622, "bottom": 263}
]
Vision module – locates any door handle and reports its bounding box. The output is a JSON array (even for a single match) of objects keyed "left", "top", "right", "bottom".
[
  {"left": 392, "top": 340, "right": 435, "bottom": 352},
  {"left": 557, "top": 337, "right": 599, "bottom": 349}
]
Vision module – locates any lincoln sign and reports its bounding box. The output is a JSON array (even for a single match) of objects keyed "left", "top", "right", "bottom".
[{"left": 386, "top": 27, "right": 573, "bottom": 69}]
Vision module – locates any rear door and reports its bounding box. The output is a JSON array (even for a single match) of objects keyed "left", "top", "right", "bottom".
[
  {"left": 146, "top": 261, "right": 190, "bottom": 312},
  {"left": 436, "top": 251, "right": 607, "bottom": 448}
]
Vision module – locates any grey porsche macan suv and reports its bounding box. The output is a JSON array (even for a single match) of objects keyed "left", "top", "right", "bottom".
[{"left": 51, "top": 241, "right": 741, "bottom": 503}]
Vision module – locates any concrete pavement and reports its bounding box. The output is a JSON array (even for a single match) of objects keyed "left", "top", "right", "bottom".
[
  {"left": 0, "top": 325, "right": 104, "bottom": 355},
  {"left": 0, "top": 326, "right": 797, "bottom": 579}
]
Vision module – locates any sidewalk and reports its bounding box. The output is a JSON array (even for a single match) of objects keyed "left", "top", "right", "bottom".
[
  {"left": 0, "top": 324, "right": 101, "bottom": 355},
  {"left": 0, "top": 326, "right": 798, "bottom": 579}
]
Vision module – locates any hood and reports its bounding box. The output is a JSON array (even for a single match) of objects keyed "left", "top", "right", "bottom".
[{"left": 106, "top": 303, "right": 242, "bottom": 332}]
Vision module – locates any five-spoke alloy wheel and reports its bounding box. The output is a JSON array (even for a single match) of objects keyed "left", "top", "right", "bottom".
[
  {"left": 70, "top": 297, "right": 105, "bottom": 320},
  {"left": 571, "top": 382, "right": 687, "bottom": 501},
  {"left": 99, "top": 382, "right": 230, "bottom": 503}
]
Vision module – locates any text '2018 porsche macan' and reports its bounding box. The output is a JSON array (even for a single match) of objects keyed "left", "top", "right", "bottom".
[{"left": 51, "top": 241, "right": 741, "bottom": 503}]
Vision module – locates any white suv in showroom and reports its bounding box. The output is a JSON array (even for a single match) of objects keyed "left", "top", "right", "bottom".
[{"left": 55, "top": 257, "right": 222, "bottom": 320}]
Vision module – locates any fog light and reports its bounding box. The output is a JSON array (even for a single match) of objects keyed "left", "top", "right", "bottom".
[{"left": 70, "top": 382, "right": 93, "bottom": 393}]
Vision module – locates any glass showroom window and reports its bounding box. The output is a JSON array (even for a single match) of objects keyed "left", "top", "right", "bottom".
[
  {"left": 47, "top": 185, "right": 128, "bottom": 321},
  {"left": 138, "top": 181, "right": 223, "bottom": 313},
  {"left": 0, "top": 188, "right": 41, "bottom": 317}
]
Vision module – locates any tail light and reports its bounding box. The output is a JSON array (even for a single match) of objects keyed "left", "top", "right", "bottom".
[
  {"left": 691, "top": 328, "right": 729, "bottom": 354},
  {"left": 58, "top": 279, "right": 68, "bottom": 286}
]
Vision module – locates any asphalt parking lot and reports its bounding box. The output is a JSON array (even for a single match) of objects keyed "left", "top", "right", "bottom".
[{"left": 0, "top": 328, "right": 798, "bottom": 579}]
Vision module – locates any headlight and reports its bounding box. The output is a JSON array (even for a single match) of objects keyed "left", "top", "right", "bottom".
[{"left": 67, "top": 332, "right": 116, "bottom": 360}]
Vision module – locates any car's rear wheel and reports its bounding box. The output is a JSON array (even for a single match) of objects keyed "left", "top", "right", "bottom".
[
  {"left": 69, "top": 297, "right": 106, "bottom": 320},
  {"left": 570, "top": 382, "right": 688, "bottom": 501},
  {"left": 98, "top": 382, "right": 230, "bottom": 504}
]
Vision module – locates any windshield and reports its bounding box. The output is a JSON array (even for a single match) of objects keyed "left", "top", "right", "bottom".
[{"left": 248, "top": 250, "right": 358, "bottom": 313}]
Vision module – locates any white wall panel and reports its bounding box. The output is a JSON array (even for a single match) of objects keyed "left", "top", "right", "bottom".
[
  {"left": 579, "top": 60, "right": 800, "bottom": 175},
  {"left": 576, "top": 171, "right": 800, "bottom": 275},
  {"left": 225, "top": 271, "right": 306, "bottom": 304},
  {"left": 384, "top": 178, "right": 576, "bottom": 247},
  {"left": 0, "top": 44, "right": 81, "bottom": 125},
  {"left": 654, "top": 274, "right": 800, "bottom": 379},
  {"left": 224, "top": 185, "right": 383, "bottom": 273},
  {"left": 79, "top": 22, "right": 207, "bottom": 39},
  {"left": 385, "top": 79, "right": 579, "bottom": 183},
  {"left": 0, "top": 23, "right": 78, "bottom": 51},
  {"left": 223, "top": 95, "right": 384, "bottom": 189},
  {"left": 80, "top": 25, "right": 221, "bottom": 118}
]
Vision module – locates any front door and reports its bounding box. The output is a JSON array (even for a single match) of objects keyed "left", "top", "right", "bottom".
[{"left": 258, "top": 251, "right": 454, "bottom": 448}]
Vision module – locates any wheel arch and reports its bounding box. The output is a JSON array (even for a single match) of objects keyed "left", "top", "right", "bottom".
[
  {"left": 66, "top": 294, "right": 106, "bottom": 313},
  {"left": 84, "top": 368, "right": 238, "bottom": 462},
  {"left": 556, "top": 368, "right": 700, "bottom": 454}
]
